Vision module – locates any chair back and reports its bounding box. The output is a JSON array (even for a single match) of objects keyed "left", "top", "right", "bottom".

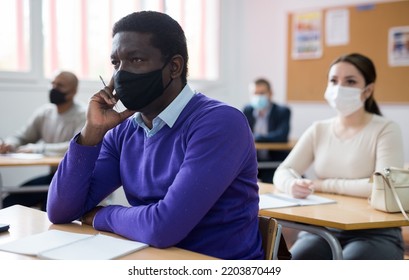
[{"left": 258, "top": 216, "right": 281, "bottom": 260}]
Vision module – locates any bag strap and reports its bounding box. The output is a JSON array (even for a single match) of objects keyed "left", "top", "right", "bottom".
[{"left": 381, "top": 174, "right": 409, "bottom": 222}]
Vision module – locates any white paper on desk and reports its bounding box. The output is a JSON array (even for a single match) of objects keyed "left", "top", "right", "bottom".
[
  {"left": 39, "top": 233, "right": 148, "bottom": 260},
  {"left": 0, "top": 230, "right": 148, "bottom": 260},
  {"left": 0, "top": 230, "right": 90, "bottom": 256},
  {"left": 0, "top": 153, "right": 44, "bottom": 159},
  {"left": 259, "top": 193, "right": 298, "bottom": 209},
  {"left": 259, "top": 193, "right": 336, "bottom": 209}
]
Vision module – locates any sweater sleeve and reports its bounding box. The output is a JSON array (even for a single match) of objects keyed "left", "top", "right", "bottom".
[
  {"left": 47, "top": 134, "right": 109, "bottom": 223},
  {"left": 42, "top": 104, "right": 87, "bottom": 156},
  {"left": 316, "top": 178, "right": 372, "bottom": 198},
  {"left": 273, "top": 124, "right": 315, "bottom": 194},
  {"left": 4, "top": 107, "right": 45, "bottom": 149},
  {"left": 374, "top": 121, "right": 404, "bottom": 170},
  {"left": 41, "top": 112, "right": 86, "bottom": 156}
]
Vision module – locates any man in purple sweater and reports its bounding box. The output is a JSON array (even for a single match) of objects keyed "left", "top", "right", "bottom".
[{"left": 47, "top": 11, "right": 263, "bottom": 260}]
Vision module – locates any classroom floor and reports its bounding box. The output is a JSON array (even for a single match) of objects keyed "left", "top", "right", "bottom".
[{"left": 282, "top": 226, "right": 409, "bottom": 260}]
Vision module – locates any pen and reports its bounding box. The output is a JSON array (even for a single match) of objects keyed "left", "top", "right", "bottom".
[
  {"left": 99, "top": 75, "right": 118, "bottom": 110},
  {"left": 290, "top": 168, "right": 314, "bottom": 194},
  {"left": 289, "top": 168, "right": 302, "bottom": 179},
  {"left": 99, "top": 75, "right": 107, "bottom": 87}
]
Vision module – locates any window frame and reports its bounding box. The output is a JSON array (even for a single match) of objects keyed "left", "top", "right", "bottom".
[
  {"left": 0, "top": 0, "right": 43, "bottom": 84},
  {"left": 0, "top": 0, "right": 222, "bottom": 88}
]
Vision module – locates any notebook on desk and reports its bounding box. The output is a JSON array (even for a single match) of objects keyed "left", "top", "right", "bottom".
[
  {"left": 0, "top": 153, "right": 44, "bottom": 160},
  {"left": 0, "top": 230, "right": 148, "bottom": 260},
  {"left": 259, "top": 193, "right": 336, "bottom": 209}
]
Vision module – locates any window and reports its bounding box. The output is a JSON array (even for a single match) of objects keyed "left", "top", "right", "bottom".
[
  {"left": 0, "top": 0, "right": 30, "bottom": 73},
  {"left": 0, "top": 0, "right": 220, "bottom": 82}
]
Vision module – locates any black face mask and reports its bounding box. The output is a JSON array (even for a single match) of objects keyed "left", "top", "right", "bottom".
[
  {"left": 114, "top": 62, "right": 173, "bottom": 111},
  {"left": 49, "top": 88, "right": 68, "bottom": 105}
]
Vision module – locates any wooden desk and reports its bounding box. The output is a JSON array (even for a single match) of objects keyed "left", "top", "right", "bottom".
[
  {"left": 0, "top": 155, "right": 63, "bottom": 208},
  {"left": 0, "top": 154, "right": 62, "bottom": 167},
  {"left": 254, "top": 139, "right": 297, "bottom": 151},
  {"left": 254, "top": 140, "right": 296, "bottom": 169},
  {"left": 0, "top": 205, "right": 217, "bottom": 260},
  {"left": 258, "top": 183, "right": 409, "bottom": 259}
]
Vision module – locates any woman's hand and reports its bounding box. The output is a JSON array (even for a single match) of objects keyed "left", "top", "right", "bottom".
[{"left": 291, "top": 178, "right": 314, "bottom": 198}]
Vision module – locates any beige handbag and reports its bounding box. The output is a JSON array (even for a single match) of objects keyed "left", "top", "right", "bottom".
[{"left": 371, "top": 167, "right": 409, "bottom": 221}]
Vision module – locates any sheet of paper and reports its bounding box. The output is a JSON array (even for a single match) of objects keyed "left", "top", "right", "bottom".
[
  {"left": 0, "top": 230, "right": 149, "bottom": 260},
  {"left": 259, "top": 193, "right": 298, "bottom": 209},
  {"left": 39, "top": 234, "right": 148, "bottom": 260},
  {"left": 325, "top": 8, "right": 349, "bottom": 46},
  {"left": 297, "top": 194, "right": 335, "bottom": 206},
  {"left": 0, "top": 230, "right": 91, "bottom": 255},
  {"left": 0, "top": 153, "right": 44, "bottom": 160},
  {"left": 259, "top": 193, "right": 336, "bottom": 209}
]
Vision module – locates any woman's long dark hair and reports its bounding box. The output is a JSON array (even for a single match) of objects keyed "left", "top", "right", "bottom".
[{"left": 330, "top": 53, "right": 382, "bottom": 116}]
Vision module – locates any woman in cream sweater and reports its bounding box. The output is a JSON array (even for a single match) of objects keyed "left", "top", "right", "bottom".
[{"left": 273, "top": 53, "right": 404, "bottom": 259}]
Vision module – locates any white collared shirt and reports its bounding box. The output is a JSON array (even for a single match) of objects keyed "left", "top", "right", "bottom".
[
  {"left": 252, "top": 105, "right": 271, "bottom": 137},
  {"left": 133, "top": 84, "right": 195, "bottom": 137}
]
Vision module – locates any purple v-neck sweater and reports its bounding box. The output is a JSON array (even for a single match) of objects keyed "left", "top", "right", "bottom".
[{"left": 47, "top": 93, "right": 263, "bottom": 259}]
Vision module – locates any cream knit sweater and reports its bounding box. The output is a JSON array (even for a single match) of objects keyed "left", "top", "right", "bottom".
[{"left": 273, "top": 114, "right": 404, "bottom": 198}]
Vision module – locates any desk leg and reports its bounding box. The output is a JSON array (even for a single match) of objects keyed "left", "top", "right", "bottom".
[{"left": 278, "top": 220, "right": 343, "bottom": 260}]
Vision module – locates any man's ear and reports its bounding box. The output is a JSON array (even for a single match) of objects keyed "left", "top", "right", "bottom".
[{"left": 169, "top": 55, "right": 184, "bottom": 79}]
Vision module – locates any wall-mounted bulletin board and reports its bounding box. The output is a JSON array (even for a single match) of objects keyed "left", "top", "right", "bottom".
[{"left": 287, "top": 0, "right": 409, "bottom": 103}]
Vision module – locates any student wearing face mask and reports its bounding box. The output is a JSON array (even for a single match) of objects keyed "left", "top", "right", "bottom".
[
  {"left": 243, "top": 78, "right": 291, "bottom": 183},
  {"left": 273, "top": 53, "right": 404, "bottom": 260},
  {"left": 46, "top": 11, "right": 263, "bottom": 260},
  {"left": 1, "top": 71, "right": 86, "bottom": 210}
]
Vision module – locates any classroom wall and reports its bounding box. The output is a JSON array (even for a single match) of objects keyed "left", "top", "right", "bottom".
[
  {"left": 0, "top": 0, "right": 408, "bottom": 187},
  {"left": 223, "top": 0, "right": 409, "bottom": 166}
]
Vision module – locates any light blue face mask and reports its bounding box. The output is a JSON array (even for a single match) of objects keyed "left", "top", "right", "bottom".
[{"left": 251, "top": 95, "right": 269, "bottom": 110}]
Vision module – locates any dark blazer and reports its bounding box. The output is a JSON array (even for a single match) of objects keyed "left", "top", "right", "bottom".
[{"left": 243, "top": 102, "right": 291, "bottom": 143}]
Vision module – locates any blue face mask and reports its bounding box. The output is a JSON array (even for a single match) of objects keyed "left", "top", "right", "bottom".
[{"left": 250, "top": 95, "right": 269, "bottom": 110}]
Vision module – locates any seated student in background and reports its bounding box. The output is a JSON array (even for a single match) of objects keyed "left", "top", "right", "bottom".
[
  {"left": 47, "top": 11, "right": 263, "bottom": 260},
  {"left": 273, "top": 53, "right": 404, "bottom": 260},
  {"left": 0, "top": 71, "right": 86, "bottom": 210},
  {"left": 243, "top": 78, "right": 291, "bottom": 183}
]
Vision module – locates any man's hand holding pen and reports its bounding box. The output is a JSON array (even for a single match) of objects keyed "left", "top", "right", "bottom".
[{"left": 77, "top": 76, "right": 135, "bottom": 146}]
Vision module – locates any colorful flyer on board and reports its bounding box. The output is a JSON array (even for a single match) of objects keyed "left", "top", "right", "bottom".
[{"left": 292, "top": 11, "right": 323, "bottom": 60}]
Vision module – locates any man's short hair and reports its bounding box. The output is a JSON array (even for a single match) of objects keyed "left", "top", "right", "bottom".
[
  {"left": 254, "top": 78, "right": 271, "bottom": 92},
  {"left": 113, "top": 11, "right": 189, "bottom": 84}
]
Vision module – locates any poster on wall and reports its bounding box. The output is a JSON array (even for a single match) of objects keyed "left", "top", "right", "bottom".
[
  {"left": 325, "top": 8, "right": 349, "bottom": 46},
  {"left": 388, "top": 26, "right": 409, "bottom": 67},
  {"left": 292, "top": 11, "right": 323, "bottom": 60}
]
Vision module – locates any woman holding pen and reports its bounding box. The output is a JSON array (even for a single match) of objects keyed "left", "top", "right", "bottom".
[{"left": 273, "top": 53, "right": 404, "bottom": 260}]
